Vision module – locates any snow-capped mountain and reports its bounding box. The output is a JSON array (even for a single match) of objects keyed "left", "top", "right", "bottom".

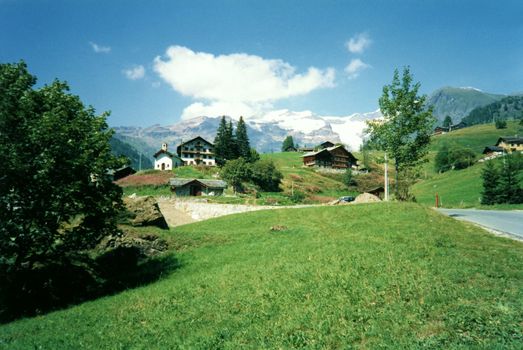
[{"left": 113, "top": 109, "right": 382, "bottom": 157}]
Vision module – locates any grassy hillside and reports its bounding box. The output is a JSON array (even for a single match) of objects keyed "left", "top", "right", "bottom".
[
  {"left": 1, "top": 203, "right": 522, "bottom": 348},
  {"left": 413, "top": 121, "right": 523, "bottom": 208}
]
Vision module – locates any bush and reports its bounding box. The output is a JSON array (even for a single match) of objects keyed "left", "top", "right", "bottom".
[
  {"left": 342, "top": 168, "right": 356, "bottom": 187},
  {"left": 220, "top": 158, "right": 252, "bottom": 193},
  {"left": 435, "top": 144, "right": 476, "bottom": 172},
  {"left": 251, "top": 159, "right": 283, "bottom": 192},
  {"left": 495, "top": 119, "right": 507, "bottom": 129},
  {"left": 288, "top": 190, "right": 306, "bottom": 203}
]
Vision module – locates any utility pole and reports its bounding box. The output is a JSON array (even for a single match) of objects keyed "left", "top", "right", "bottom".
[
  {"left": 384, "top": 152, "right": 389, "bottom": 201},
  {"left": 139, "top": 153, "right": 142, "bottom": 171}
]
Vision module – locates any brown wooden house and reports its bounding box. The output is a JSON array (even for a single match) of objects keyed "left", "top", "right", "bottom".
[{"left": 302, "top": 145, "right": 358, "bottom": 169}]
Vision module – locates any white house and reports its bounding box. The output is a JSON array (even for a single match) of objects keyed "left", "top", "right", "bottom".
[
  {"left": 176, "top": 136, "right": 216, "bottom": 166},
  {"left": 153, "top": 143, "right": 182, "bottom": 170}
]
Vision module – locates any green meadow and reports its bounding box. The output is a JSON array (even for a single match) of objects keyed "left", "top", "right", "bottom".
[{"left": 1, "top": 203, "right": 522, "bottom": 348}]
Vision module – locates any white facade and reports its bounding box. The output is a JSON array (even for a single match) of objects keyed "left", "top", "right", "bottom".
[
  {"left": 178, "top": 137, "right": 216, "bottom": 166},
  {"left": 154, "top": 154, "right": 173, "bottom": 171},
  {"left": 154, "top": 143, "right": 181, "bottom": 171}
]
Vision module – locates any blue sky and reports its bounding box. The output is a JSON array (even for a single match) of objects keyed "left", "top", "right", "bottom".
[{"left": 1, "top": 0, "right": 522, "bottom": 127}]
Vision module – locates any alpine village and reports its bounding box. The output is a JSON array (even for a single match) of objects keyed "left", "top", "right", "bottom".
[{"left": 1, "top": 2, "right": 523, "bottom": 348}]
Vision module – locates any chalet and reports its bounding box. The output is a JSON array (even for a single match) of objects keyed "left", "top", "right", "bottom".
[
  {"left": 177, "top": 136, "right": 216, "bottom": 166},
  {"left": 319, "top": 141, "right": 335, "bottom": 149},
  {"left": 154, "top": 143, "right": 182, "bottom": 171},
  {"left": 169, "top": 178, "right": 227, "bottom": 196},
  {"left": 482, "top": 145, "right": 504, "bottom": 156},
  {"left": 433, "top": 122, "right": 467, "bottom": 135},
  {"left": 302, "top": 145, "right": 358, "bottom": 169},
  {"left": 495, "top": 137, "right": 523, "bottom": 153}
]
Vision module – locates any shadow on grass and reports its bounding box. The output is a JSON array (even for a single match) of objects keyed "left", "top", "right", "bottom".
[{"left": 0, "top": 249, "right": 180, "bottom": 324}]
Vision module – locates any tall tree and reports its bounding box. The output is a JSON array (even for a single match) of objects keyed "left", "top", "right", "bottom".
[
  {"left": 443, "top": 115, "right": 452, "bottom": 128},
  {"left": 213, "top": 116, "right": 228, "bottom": 166},
  {"left": 225, "top": 120, "right": 238, "bottom": 160},
  {"left": 481, "top": 160, "right": 500, "bottom": 205},
  {"left": 366, "top": 67, "right": 435, "bottom": 200},
  {"left": 235, "top": 116, "right": 251, "bottom": 161},
  {"left": 0, "top": 62, "right": 123, "bottom": 308},
  {"left": 497, "top": 156, "right": 521, "bottom": 204},
  {"left": 281, "top": 135, "right": 295, "bottom": 152}
]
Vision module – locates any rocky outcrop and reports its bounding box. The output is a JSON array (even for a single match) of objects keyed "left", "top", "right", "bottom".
[{"left": 123, "top": 196, "right": 169, "bottom": 229}]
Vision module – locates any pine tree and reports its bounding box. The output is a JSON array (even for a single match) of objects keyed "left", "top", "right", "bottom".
[
  {"left": 481, "top": 160, "right": 500, "bottom": 205},
  {"left": 214, "top": 116, "right": 228, "bottom": 166},
  {"left": 442, "top": 115, "right": 452, "bottom": 128},
  {"left": 498, "top": 156, "right": 521, "bottom": 204},
  {"left": 225, "top": 120, "right": 238, "bottom": 160},
  {"left": 281, "top": 135, "right": 295, "bottom": 152},
  {"left": 235, "top": 116, "right": 251, "bottom": 161}
]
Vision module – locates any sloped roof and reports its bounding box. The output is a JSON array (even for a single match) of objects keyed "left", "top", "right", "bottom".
[
  {"left": 169, "top": 178, "right": 227, "bottom": 188},
  {"left": 482, "top": 146, "right": 504, "bottom": 154},
  {"left": 496, "top": 136, "right": 523, "bottom": 146},
  {"left": 178, "top": 136, "right": 214, "bottom": 148},
  {"left": 153, "top": 149, "right": 175, "bottom": 158}
]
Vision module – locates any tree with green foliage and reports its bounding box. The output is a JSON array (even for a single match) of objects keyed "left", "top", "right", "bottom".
[
  {"left": 449, "top": 146, "right": 476, "bottom": 170},
  {"left": 220, "top": 157, "right": 252, "bottom": 192},
  {"left": 281, "top": 135, "right": 295, "bottom": 152},
  {"left": 481, "top": 160, "right": 500, "bottom": 205},
  {"left": 434, "top": 144, "right": 451, "bottom": 173},
  {"left": 0, "top": 62, "right": 123, "bottom": 312},
  {"left": 235, "top": 116, "right": 251, "bottom": 161},
  {"left": 442, "top": 115, "right": 452, "bottom": 128},
  {"left": 495, "top": 118, "right": 507, "bottom": 129},
  {"left": 366, "top": 67, "right": 435, "bottom": 200},
  {"left": 497, "top": 156, "right": 521, "bottom": 204},
  {"left": 225, "top": 120, "right": 238, "bottom": 161},
  {"left": 213, "top": 116, "right": 228, "bottom": 166},
  {"left": 342, "top": 168, "right": 355, "bottom": 188},
  {"left": 249, "top": 148, "right": 261, "bottom": 163},
  {"left": 251, "top": 159, "right": 283, "bottom": 192}
]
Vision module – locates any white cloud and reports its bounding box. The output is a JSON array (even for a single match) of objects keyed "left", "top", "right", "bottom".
[
  {"left": 153, "top": 45, "right": 335, "bottom": 119},
  {"left": 123, "top": 65, "right": 145, "bottom": 80},
  {"left": 345, "top": 58, "right": 371, "bottom": 79},
  {"left": 89, "top": 41, "right": 111, "bottom": 53},
  {"left": 346, "top": 33, "right": 371, "bottom": 54}
]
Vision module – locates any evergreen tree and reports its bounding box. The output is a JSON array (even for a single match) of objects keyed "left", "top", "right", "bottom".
[
  {"left": 281, "top": 135, "right": 295, "bottom": 152},
  {"left": 235, "top": 116, "right": 251, "bottom": 161},
  {"left": 213, "top": 116, "right": 228, "bottom": 166},
  {"left": 225, "top": 120, "right": 238, "bottom": 160},
  {"left": 498, "top": 156, "right": 521, "bottom": 204},
  {"left": 443, "top": 115, "right": 452, "bottom": 128},
  {"left": 481, "top": 160, "right": 500, "bottom": 205}
]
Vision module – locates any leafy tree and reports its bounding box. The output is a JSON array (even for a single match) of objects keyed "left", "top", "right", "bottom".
[
  {"left": 481, "top": 160, "right": 500, "bottom": 205},
  {"left": 366, "top": 67, "right": 435, "bottom": 200},
  {"left": 220, "top": 157, "right": 252, "bottom": 192},
  {"left": 235, "top": 116, "right": 251, "bottom": 161},
  {"left": 449, "top": 146, "right": 476, "bottom": 170},
  {"left": 213, "top": 116, "right": 228, "bottom": 166},
  {"left": 251, "top": 159, "right": 283, "bottom": 192},
  {"left": 442, "top": 115, "right": 452, "bottom": 128},
  {"left": 342, "top": 168, "right": 355, "bottom": 187},
  {"left": 281, "top": 135, "right": 295, "bottom": 152},
  {"left": 495, "top": 118, "right": 507, "bottom": 129},
  {"left": 0, "top": 62, "right": 123, "bottom": 311},
  {"left": 434, "top": 144, "right": 451, "bottom": 173}
]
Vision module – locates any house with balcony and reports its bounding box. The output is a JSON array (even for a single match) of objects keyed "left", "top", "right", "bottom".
[
  {"left": 302, "top": 144, "right": 358, "bottom": 169},
  {"left": 176, "top": 136, "right": 216, "bottom": 166}
]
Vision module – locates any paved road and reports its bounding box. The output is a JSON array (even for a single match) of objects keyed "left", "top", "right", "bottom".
[{"left": 437, "top": 208, "right": 523, "bottom": 240}]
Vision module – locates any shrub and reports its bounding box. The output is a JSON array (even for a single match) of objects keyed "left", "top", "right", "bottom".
[
  {"left": 251, "top": 159, "right": 283, "bottom": 192},
  {"left": 495, "top": 119, "right": 507, "bottom": 129}
]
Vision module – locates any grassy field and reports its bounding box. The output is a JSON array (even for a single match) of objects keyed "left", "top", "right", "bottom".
[{"left": 1, "top": 203, "right": 522, "bottom": 348}]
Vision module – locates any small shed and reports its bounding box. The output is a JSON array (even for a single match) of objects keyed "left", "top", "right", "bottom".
[
  {"left": 482, "top": 145, "right": 504, "bottom": 155},
  {"left": 169, "top": 178, "right": 227, "bottom": 196},
  {"left": 110, "top": 165, "right": 136, "bottom": 181}
]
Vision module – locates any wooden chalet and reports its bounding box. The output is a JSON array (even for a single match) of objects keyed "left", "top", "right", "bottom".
[
  {"left": 495, "top": 136, "right": 523, "bottom": 153},
  {"left": 319, "top": 141, "right": 335, "bottom": 149},
  {"left": 169, "top": 178, "right": 227, "bottom": 196},
  {"left": 302, "top": 145, "right": 358, "bottom": 169}
]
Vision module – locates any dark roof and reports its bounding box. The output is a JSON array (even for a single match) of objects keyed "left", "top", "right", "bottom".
[
  {"left": 482, "top": 146, "right": 504, "bottom": 154},
  {"left": 153, "top": 149, "right": 175, "bottom": 158},
  {"left": 169, "top": 178, "right": 227, "bottom": 189},
  {"left": 302, "top": 145, "right": 358, "bottom": 161},
  {"left": 178, "top": 136, "right": 214, "bottom": 148},
  {"left": 496, "top": 136, "right": 523, "bottom": 146},
  {"left": 319, "top": 141, "right": 335, "bottom": 148}
]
